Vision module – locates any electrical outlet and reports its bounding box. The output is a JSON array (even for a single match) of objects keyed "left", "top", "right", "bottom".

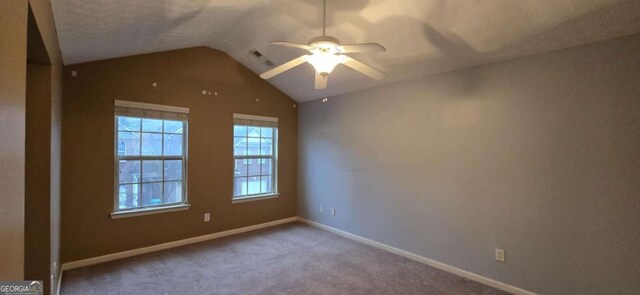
[
  {"left": 204, "top": 213, "right": 210, "bottom": 222},
  {"left": 331, "top": 208, "right": 336, "bottom": 216},
  {"left": 495, "top": 248, "right": 505, "bottom": 262},
  {"left": 320, "top": 204, "right": 324, "bottom": 213}
]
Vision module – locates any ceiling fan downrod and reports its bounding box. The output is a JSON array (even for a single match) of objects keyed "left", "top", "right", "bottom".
[{"left": 322, "top": 0, "right": 326, "bottom": 36}]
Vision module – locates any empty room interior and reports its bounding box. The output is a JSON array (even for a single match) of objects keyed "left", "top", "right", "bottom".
[{"left": 2, "top": 0, "right": 640, "bottom": 294}]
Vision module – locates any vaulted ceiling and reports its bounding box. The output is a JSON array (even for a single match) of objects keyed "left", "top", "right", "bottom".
[{"left": 51, "top": 0, "right": 640, "bottom": 102}]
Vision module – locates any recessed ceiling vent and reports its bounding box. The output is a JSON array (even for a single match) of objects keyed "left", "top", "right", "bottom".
[
  {"left": 250, "top": 49, "right": 263, "bottom": 58},
  {"left": 250, "top": 49, "right": 274, "bottom": 67}
]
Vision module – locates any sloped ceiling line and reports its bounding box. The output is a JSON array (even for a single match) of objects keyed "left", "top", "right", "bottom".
[{"left": 51, "top": 0, "right": 640, "bottom": 102}]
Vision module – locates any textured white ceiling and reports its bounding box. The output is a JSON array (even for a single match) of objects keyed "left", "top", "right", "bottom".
[{"left": 51, "top": 0, "right": 640, "bottom": 102}]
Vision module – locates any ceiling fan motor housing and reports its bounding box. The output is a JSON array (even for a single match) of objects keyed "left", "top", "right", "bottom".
[{"left": 309, "top": 35, "right": 340, "bottom": 49}]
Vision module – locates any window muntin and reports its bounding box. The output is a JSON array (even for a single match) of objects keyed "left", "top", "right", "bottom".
[
  {"left": 115, "top": 115, "right": 187, "bottom": 211},
  {"left": 233, "top": 123, "right": 277, "bottom": 199}
]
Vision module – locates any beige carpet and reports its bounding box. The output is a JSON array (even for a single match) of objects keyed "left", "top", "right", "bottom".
[{"left": 61, "top": 222, "right": 509, "bottom": 294}]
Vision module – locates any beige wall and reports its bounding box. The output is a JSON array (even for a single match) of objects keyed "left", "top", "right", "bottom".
[
  {"left": 0, "top": 0, "right": 29, "bottom": 280},
  {"left": 0, "top": 0, "right": 63, "bottom": 291},
  {"left": 299, "top": 34, "right": 640, "bottom": 294},
  {"left": 61, "top": 47, "right": 298, "bottom": 262},
  {"left": 25, "top": 63, "right": 52, "bottom": 291},
  {"left": 28, "top": 1, "right": 64, "bottom": 292}
]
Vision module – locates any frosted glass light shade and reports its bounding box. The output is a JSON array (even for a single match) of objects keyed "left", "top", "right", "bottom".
[{"left": 306, "top": 53, "right": 342, "bottom": 75}]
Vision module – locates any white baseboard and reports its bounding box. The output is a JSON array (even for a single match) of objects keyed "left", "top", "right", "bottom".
[
  {"left": 59, "top": 216, "right": 535, "bottom": 295},
  {"left": 61, "top": 216, "right": 298, "bottom": 271},
  {"left": 297, "top": 217, "right": 537, "bottom": 295}
]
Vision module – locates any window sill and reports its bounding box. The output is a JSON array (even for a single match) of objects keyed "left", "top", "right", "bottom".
[
  {"left": 110, "top": 204, "right": 190, "bottom": 219},
  {"left": 232, "top": 193, "right": 280, "bottom": 203}
]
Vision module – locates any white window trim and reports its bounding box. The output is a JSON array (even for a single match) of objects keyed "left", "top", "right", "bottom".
[
  {"left": 115, "top": 99, "right": 189, "bottom": 114},
  {"left": 113, "top": 101, "right": 189, "bottom": 217},
  {"left": 233, "top": 113, "right": 278, "bottom": 122},
  {"left": 110, "top": 204, "right": 191, "bottom": 219},
  {"left": 232, "top": 116, "right": 278, "bottom": 202},
  {"left": 231, "top": 193, "right": 280, "bottom": 204}
]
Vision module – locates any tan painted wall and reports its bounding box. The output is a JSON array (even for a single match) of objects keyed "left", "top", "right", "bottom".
[
  {"left": 28, "top": 1, "right": 64, "bottom": 292},
  {"left": 25, "top": 63, "right": 52, "bottom": 292},
  {"left": 0, "top": 0, "right": 29, "bottom": 280},
  {"left": 299, "top": 34, "right": 640, "bottom": 295},
  {"left": 61, "top": 47, "right": 298, "bottom": 262},
  {"left": 0, "top": 0, "right": 66, "bottom": 291}
]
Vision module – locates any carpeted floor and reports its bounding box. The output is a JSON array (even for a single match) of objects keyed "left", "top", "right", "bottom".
[{"left": 61, "top": 222, "right": 510, "bottom": 294}]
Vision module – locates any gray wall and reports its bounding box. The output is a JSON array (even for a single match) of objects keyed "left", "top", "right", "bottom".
[{"left": 298, "top": 34, "right": 640, "bottom": 295}]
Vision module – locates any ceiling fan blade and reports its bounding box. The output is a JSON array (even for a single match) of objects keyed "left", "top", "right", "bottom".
[
  {"left": 259, "top": 55, "right": 309, "bottom": 79},
  {"left": 337, "top": 43, "right": 386, "bottom": 53},
  {"left": 271, "top": 41, "right": 313, "bottom": 51},
  {"left": 315, "top": 72, "right": 328, "bottom": 89},
  {"left": 341, "top": 56, "right": 386, "bottom": 80}
]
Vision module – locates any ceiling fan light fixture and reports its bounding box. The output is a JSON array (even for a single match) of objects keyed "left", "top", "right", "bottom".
[
  {"left": 259, "top": 0, "right": 385, "bottom": 88},
  {"left": 306, "top": 52, "right": 343, "bottom": 75}
]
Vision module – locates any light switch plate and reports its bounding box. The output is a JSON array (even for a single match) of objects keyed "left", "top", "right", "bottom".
[
  {"left": 204, "top": 213, "right": 210, "bottom": 222},
  {"left": 495, "top": 248, "right": 505, "bottom": 262}
]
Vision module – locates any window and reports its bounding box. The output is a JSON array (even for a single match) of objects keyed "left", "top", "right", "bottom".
[
  {"left": 114, "top": 100, "right": 188, "bottom": 214},
  {"left": 233, "top": 114, "right": 278, "bottom": 200}
]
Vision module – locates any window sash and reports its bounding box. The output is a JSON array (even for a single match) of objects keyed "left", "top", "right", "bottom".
[
  {"left": 233, "top": 154, "right": 277, "bottom": 197},
  {"left": 232, "top": 122, "right": 277, "bottom": 199},
  {"left": 233, "top": 169, "right": 276, "bottom": 198},
  {"left": 118, "top": 155, "right": 183, "bottom": 161},
  {"left": 233, "top": 155, "right": 273, "bottom": 160},
  {"left": 115, "top": 113, "right": 188, "bottom": 212}
]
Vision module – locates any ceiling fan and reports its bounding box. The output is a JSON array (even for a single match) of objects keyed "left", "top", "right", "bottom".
[{"left": 259, "top": 0, "right": 386, "bottom": 89}]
